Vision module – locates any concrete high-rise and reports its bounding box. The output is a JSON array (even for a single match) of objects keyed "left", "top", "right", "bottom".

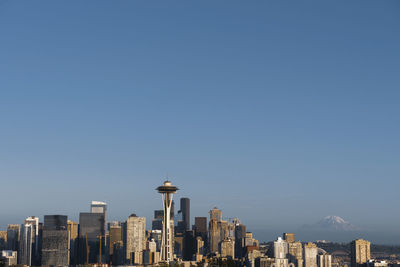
[
  {"left": 124, "top": 214, "right": 146, "bottom": 264},
  {"left": 351, "top": 239, "right": 371, "bottom": 267},
  {"left": 156, "top": 180, "right": 178, "bottom": 263},
  {"left": 304, "top": 242, "right": 318, "bottom": 267},
  {"left": 42, "top": 215, "right": 69, "bottom": 266},
  {"left": 284, "top": 233, "right": 303, "bottom": 267},
  {"left": 274, "top": 237, "right": 289, "bottom": 259},
  {"left": 288, "top": 241, "right": 303, "bottom": 267}
]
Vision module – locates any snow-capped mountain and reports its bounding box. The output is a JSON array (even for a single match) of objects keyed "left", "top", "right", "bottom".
[{"left": 302, "top": 215, "right": 359, "bottom": 231}]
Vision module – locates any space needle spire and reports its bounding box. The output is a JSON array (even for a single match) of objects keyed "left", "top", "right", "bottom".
[{"left": 156, "top": 180, "right": 178, "bottom": 262}]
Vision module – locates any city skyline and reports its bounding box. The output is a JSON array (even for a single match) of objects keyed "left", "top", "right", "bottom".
[
  {"left": 0, "top": 180, "right": 398, "bottom": 245},
  {"left": 1, "top": 0, "right": 400, "bottom": 246}
]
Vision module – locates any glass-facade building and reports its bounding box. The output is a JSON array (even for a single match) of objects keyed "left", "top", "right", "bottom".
[{"left": 78, "top": 212, "right": 105, "bottom": 264}]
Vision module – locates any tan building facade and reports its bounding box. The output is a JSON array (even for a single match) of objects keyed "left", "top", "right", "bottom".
[
  {"left": 351, "top": 239, "right": 371, "bottom": 267},
  {"left": 304, "top": 242, "right": 318, "bottom": 267},
  {"left": 125, "top": 214, "right": 146, "bottom": 264}
]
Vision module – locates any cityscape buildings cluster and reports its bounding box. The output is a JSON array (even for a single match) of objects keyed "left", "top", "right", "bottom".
[{"left": 0, "top": 181, "right": 391, "bottom": 267}]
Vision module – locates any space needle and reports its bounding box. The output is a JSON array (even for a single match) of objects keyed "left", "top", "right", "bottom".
[{"left": 156, "top": 180, "right": 178, "bottom": 263}]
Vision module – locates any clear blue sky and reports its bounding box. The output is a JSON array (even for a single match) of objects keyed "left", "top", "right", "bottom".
[{"left": 1, "top": 1, "right": 399, "bottom": 243}]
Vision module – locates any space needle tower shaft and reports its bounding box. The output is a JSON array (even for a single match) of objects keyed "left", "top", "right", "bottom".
[{"left": 156, "top": 180, "right": 178, "bottom": 262}]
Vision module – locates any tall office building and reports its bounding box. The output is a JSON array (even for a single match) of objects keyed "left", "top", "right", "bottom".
[
  {"left": 180, "top": 198, "right": 190, "bottom": 231},
  {"left": 274, "top": 237, "right": 289, "bottom": 259},
  {"left": 194, "top": 217, "right": 207, "bottom": 254},
  {"left": 42, "top": 215, "right": 69, "bottom": 266},
  {"left": 194, "top": 217, "right": 207, "bottom": 235},
  {"left": 209, "top": 207, "right": 222, "bottom": 254},
  {"left": 19, "top": 224, "right": 34, "bottom": 265},
  {"left": 351, "top": 239, "right": 371, "bottom": 267},
  {"left": 109, "top": 225, "right": 122, "bottom": 258},
  {"left": 157, "top": 180, "right": 178, "bottom": 263},
  {"left": 91, "top": 201, "right": 107, "bottom": 230},
  {"left": 183, "top": 230, "right": 195, "bottom": 261},
  {"left": 19, "top": 216, "right": 40, "bottom": 266},
  {"left": 304, "top": 242, "right": 318, "bottom": 267},
  {"left": 68, "top": 220, "right": 78, "bottom": 265},
  {"left": 78, "top": 212, "right": 105, "bottom": 264},
  {"left": 284, "top": 233, "right": 303, "bottom": 267},
  {"left": 7, "top": 225, "right": 20, "bottom": 252},
  {"left": 235, "top": 223, "right": 246, "bottom": 259},
  {"left": 289, "top": 241, "right": 303, "bottom": 267},
  {"left": 124, "top": 214, "right": 146, "bottom": 264}
]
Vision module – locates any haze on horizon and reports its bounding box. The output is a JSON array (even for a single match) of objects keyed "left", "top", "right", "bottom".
[{"left": 0, "top": 1, "right": 399, "bottom": 244}]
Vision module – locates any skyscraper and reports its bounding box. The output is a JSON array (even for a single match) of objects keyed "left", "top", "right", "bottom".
[
  {"left": 6, "top": 225, "right": 20, "bottom": 252},
  {"left": 109, "top": 224, "right": 122, "bottom": 258},
  {"left": 274, "top": 237, "right": 289, "bottom": 259},
  {"left": 304, "top": 242, "right": 318, "bottom": 267},
  {"left": 284, "top": 233, "right": 303, "bottom": 267},
  {"left": 235, "top": 223, "right": 246, "bottom": 259},
  {"left": 124, "top": 214, "right": 146, "bottom": 264},
  {"left": 156, "top": 180, "right": 178, "bottom": 263},
  {"left": 19, "top": 224, "right": 33, "bottom": 265},
  {"left": 78, "top": 212, "right": 105, "bottom": 264},
  {"left": 19, "top": 216, "right": 39, "bottom": 266},
  {"left": 42, "top": 215, "right": 69, "bottom": 266},
  {"left": 209, "top": 207, "right": 222, "bottom": 254},
  {"left": 183, "top": 230, "right": 195, "bottom": 261},
  {"left": 351, "top": 239, "right": 371, "bottom": 267},
  {"left": 67, "top": 220, "right": 78, "bottom": 265},
  {"left": 91, "top": 201, "right": 107, "bottom": 230},
  {"left": 194, "top": 217, "right": 208, "bottom": 254},
  {"left": 180, "top": 198, "right": 190, "bottom": 231}
]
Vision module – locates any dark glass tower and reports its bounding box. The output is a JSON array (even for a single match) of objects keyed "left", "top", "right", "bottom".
[
  {"left": 78, "top": 212, "right": 105, "bottom": 264},
  {"left": 235, "top": 223, "right": 246, "bottom": 259},
  {"left": 180, "top": 198, "right": 190, "bottom": 231}
]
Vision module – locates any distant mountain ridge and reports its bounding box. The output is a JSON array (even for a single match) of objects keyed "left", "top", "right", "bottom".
[{"left": 302, "top": 215, "right": 360, "bottom": 231}]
